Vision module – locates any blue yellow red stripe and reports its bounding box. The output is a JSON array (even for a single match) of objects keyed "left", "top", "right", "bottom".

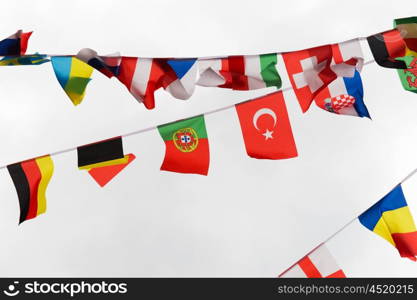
[{"left": 359, "top": 185, "right": 417, "bottom": 260}]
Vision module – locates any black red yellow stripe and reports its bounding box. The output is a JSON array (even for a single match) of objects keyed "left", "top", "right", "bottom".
[
  {"left": 77, "top": 137, "right": 126, "bottom": 169},
  {"left": 7, "top": 155, "right": 54, "bottom": 224}
]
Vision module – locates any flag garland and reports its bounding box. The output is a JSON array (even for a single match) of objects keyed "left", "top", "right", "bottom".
[
  {"left": 1, "top": 17, "right": 417, "bottom": 280},
  {"left": 3, "top": 17, "right": 414, "bottom": 111},
  {"left": 314, "top": 70, "right": 370, "bottom": 118}
]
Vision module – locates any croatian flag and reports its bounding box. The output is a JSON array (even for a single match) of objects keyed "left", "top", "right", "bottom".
[
  {"left": 165, "top": 59, "right": 198, "bottom": 100},
  {"left": 314, "top": 70, "right": 370, "bottom": 118}
]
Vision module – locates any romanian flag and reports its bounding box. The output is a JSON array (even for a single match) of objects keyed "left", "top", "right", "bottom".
[
  {"left": 77, "top": 137, "right": 135, "bottom": 187},
  {"left": 116, "top": 57, "right": 168, "bottom": 110},
  {"left": 158, "top": 115, "right": 210, "bottom": 175},
  {"left": 7, "top": 155, "right": 54, "bottom": 224},
  {"left": 0, "top": 30, "right": 32, "bottom": 56},
  {"left": 359, "top": 185, "right": 417, "bottom": 261},
  {"left": 51, "top": 56, "right": 94, "bottom": 106}
]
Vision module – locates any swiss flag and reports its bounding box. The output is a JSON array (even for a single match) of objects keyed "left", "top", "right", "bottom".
[
  {"left": 235, "top": 92, "right": 297, "bottom": 160},
  {"left": 283, "top": 44, "right": 336, "bottom": 113},
  {"left": 279, "top": 244, "right": 346, "bottom": 278},
  {"left": 283, "top": 39, "right": 364, "bottom": 113}
]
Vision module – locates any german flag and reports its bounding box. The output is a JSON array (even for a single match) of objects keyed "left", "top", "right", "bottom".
[
  {"left": 77, "top": 137, "right": 127, "bottom": 169},
  {"left": 77, "top": 137, "right": 135, "bottom": 187},
  {"left": 7, "top": 155, "right": 54, "bottom": 224}
]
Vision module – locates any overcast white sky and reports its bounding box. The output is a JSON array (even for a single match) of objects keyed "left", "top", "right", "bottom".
[{"left": 0, "top": 0, "right": 416, "bottom": 277}]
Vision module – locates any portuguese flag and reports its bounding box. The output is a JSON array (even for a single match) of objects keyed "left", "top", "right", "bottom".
[
  {"left": 7, "top": 155, "right": 54, "bottom": 224},
  {"left": 158, "top": 115, "right": 210, "bottom": 175}
]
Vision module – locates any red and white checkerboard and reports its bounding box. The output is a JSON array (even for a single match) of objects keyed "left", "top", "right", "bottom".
[{"left": 331, "top": 94, "right": 356, "bottom": 112}]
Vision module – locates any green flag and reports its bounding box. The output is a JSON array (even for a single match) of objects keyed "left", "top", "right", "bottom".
[
  {"left": 393, "top": 17, "right": 417, "bottom": 93},
  {"left": 396, "top": 56, "right": 417, "bottom": 93}
]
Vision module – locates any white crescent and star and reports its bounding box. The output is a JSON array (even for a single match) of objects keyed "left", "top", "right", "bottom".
[{"left": 252, "top": 108, "right": 277, "bottom": 140}]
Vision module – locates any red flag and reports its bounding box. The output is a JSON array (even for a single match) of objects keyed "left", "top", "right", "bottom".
[
  {"left": 88, "top": 153, "right": 136, "bottom": 187},
  {"left": 235, "top": 92, "right": 297, "bottom": 159}
]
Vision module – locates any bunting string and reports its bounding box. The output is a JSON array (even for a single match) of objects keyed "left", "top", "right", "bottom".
[
  {"left": 2, "top": 17, "right": 417, "bottom": 274},
  {"left": 0, "top": 58, "right": 375, "bottom": 171}
]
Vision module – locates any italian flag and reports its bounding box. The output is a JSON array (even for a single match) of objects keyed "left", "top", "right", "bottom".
[
  {"left": 197, "top": 54, "right": 281, "bottom": 90},
  {"left": 158, "top": 115, "right": 210, "bottom": 175}
]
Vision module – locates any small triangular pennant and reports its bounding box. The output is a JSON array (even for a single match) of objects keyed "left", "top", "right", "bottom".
[{"left": 87, "top": 153, "right": 136, "bottom": 187}]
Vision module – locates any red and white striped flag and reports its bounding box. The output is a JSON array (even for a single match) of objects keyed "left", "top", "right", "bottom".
[
  {"left": 197, "top": 54, "right": 281, "bottom": 90},
  {"left": 279, "top": 244, "right": 346, "bottom": 278},
  {"left": 116, "top": 57, "right": 168, "bottom": 110}
]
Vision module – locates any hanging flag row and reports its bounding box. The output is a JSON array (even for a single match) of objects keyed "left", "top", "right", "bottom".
[
  {"left": 5, "top": 91, "right": 300, "bottom": 224},
  {"left": 2, "top": 16, "right": 416, "bottom": 115},
  {"left": 279, "top": 174, "right": 417, "bottom": 277}
]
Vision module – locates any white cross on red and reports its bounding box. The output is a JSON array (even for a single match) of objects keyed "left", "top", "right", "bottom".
[{"left": 292, "top": 56, "right": 327, "bottom": 92}]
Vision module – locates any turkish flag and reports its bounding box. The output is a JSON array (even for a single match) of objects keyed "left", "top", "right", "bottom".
[
  {"left": 283, "top": 45, "right": 336, "bottom": 113},
  {"left": 235, "top": 92, "right": 297, "bottom": 159}
]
